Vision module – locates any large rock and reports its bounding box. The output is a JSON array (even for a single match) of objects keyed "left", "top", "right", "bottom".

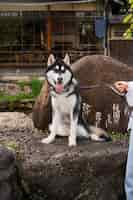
[
  {"left": 0, "top": 112, "right": 34, "bottom": 132},
  {"left": 32, "top": 55, "right": 133, "bottom": 132},
  {"left": 72, "top": 55, "right": 133, "bottom": 132},
  {"left": 22, "top": 140, "right": 128, "bottom": 200},
  {"left": 0, "top": 146, "right": 23, "bottom": 200},
  {"left": 32, "top": 79, "right": 51, "bottom": 130},
  {"left": 0, "top": 112, "right": 128, "bottom": 200}
]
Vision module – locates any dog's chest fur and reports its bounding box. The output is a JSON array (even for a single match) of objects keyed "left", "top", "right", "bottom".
[
  {"left": 51, "top": 92, "right": 78, "bottom": 136},
  {"left": 52, "top": 93, "right": 76, "bottom": 115}
]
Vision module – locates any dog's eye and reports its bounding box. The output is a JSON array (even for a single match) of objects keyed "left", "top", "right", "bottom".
[
  {"left": 53, "top": 65, "right": 60, "bottom": 73},
  {"left": 56, "top": 65, "right": 60, "bottom": 70},
  {"left": 61, "top": 66, "right": 64, "bottom": 71},
  {"left": 61, "top": 66, "right": 65, "bottom": 72}
]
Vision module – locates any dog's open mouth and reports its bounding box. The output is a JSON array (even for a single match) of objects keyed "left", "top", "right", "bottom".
[{"left": 55, "top": 83, "right": 64, "bottom": 93}]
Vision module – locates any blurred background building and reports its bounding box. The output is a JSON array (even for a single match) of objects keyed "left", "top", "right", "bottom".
[{"left": 0, "top": 0, "right": 130, "bottom": 75}]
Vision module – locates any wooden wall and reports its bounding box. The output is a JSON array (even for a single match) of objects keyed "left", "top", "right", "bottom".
[{"left": 110, "top": 39, "right": 133, "bottom": 66}]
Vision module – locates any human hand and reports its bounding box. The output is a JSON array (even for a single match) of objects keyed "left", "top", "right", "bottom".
[{"left": 114, "top": 81, "right": 128, "bottom": 93}]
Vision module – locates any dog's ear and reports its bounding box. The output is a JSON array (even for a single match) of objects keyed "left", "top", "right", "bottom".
[
  {"left": 63, "top": 54, "right": 70, "bottom": 65},
  {"left": 47, "top": 54, "right": 55, "bottom": 66}
]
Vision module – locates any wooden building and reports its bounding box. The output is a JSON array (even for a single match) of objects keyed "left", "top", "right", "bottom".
[
  {"left": 103, "top": 0, "right": 132, "bottom": 66},
  {"left": 0, "top": 0, "right": 131, "bottom": 68},
  {"left": 0, "top": 0, "right": 99, "bottom": 67}
]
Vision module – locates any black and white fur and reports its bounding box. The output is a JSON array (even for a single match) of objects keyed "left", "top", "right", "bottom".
[{"left": 42, "top": 54, "right": 110, "bottom": 146}]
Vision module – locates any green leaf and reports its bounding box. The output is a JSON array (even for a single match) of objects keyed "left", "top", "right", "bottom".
[
  {"left": 123, "top": 13, "right": 133, "bottom": 23},
  {"left": 130, "top": 23, "right": 133, "bottom": 29},
  {"left": 130, "top": 18, "right": 133, "bottom": 23},
  {"left": 129, "top": 0, "right": 133, "bottom": 4},
  {"left": 123, "top": 28, "right": 133, "bottom": 39}
]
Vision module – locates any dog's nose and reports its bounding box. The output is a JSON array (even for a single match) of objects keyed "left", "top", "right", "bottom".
[{"left": 57, "top": 77, "right": 63, "bottom": 84}]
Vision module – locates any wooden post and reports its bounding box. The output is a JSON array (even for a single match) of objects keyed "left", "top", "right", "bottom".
[
  {"left": 104, "top": 0, "right": 109, "bottom": 56},
  {"left": 62, "top": 22, "right": 65, "bottom": 57},
  {"left": 47, "top": 14, "right": 52, "bottom": 52}
]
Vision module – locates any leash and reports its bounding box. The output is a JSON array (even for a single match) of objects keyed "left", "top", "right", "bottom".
[
  {"left": 79, "top": 84, "right": 100, "bottom": 90},
  {"left": 79, "top": 83, "right": 125, "bottom": 97},
  {"left": 0, "top": 79, "right": 125, "bottom": 97}
]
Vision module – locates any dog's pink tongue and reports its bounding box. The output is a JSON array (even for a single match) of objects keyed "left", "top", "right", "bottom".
[{"left": 55, "top": 84, "right": 64, "bottom": 93}]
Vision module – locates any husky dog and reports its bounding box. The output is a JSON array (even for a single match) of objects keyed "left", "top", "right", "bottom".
[{"left": 41, "top": 54, "right": 110, "bottom": 146}]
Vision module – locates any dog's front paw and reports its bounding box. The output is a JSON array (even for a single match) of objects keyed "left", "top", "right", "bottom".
[
  {"left": 68, "top": 139, "right": 77, "bottom": 147},
  {"left": 41, "top": 137, "right": 54, "bottom": 144}
]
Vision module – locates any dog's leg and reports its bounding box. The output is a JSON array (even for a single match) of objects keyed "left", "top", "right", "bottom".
[
  {"left": 69, "top": 95, "right": 81, "bottom": 146},
  {"left": 69, "top": 112, "right": 78, "bottom": 147},
  {"left": 41, "top": 111, "right": 59, "bottom": 144},
  {"left": 41, "top": 125, "right": 56, "bottom": 144}
]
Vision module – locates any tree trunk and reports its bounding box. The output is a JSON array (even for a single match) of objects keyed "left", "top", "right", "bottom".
[{"left": 32, "top": 79, "right": 51, "bottom": 130}]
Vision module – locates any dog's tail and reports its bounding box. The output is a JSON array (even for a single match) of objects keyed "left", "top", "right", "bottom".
[{"left": 89, "top": 126, "right": 111, "bottom": 142}]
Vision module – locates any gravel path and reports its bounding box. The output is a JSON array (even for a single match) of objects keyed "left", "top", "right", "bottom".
[{"left": 0, "top": 112, "right": 46, "bottom": 160}]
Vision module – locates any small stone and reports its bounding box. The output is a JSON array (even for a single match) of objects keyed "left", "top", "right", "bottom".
[{"left": 23, "top": 85, "right": 32, "bottom": 94}]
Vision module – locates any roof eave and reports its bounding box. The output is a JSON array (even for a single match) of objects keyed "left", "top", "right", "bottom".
[{"left": 0, "top": 0, "right": 96, "bottom": 5}]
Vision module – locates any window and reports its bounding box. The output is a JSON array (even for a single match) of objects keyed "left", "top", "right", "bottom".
[
  {"left": 0, "top": 11, "right": 44, "bottom": 51},
  {"left": 110, "top": 1, "right": 128, "bottom": 15}
]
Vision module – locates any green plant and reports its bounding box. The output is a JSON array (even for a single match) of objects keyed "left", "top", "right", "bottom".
[
  {"left": 123, "top": 0, "right": 133, "bottom": 39},
  {"left": 30, "top": 79, "right": 43, "bottom": 96},
  {"left": 111, "top": 131, "right": 129, "bottom": 141},
  {"left": 0, "top": 78, "right": 43, "bottom": 103},
  {"left": 0, "top": 93, "right": 34, "bottom": 102}
]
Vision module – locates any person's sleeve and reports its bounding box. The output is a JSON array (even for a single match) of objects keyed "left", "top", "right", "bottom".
[{"left": 126, "top": 81, "right": 133, "bottom": 107}]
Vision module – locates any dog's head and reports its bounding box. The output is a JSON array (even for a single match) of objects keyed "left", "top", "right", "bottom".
[{"left": 45, "top": 54, "right": 73, "bottom": 94}]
